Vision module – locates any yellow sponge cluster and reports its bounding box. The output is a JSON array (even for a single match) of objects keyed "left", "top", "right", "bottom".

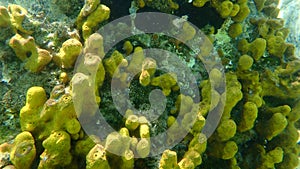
[
  {"left": 76, "top": 0, "right": 110, "bottom": 40},
  {"left": 0, "top": 4, "right": 33, "bottom": 34}
]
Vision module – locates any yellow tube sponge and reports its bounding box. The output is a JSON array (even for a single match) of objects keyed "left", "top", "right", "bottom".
[
  {"left": 83, "top": 33, "right": 105, "bottom": 59},
  {"left": 82, "top": 4, "right": 110, "bottom": 40},
  {"left": 76, "top": 0, "right": 100, "bottom": 25},
  {"left": 238, "top": 54, "right": 253, "bottom": 71},
  {"left": 9, "top": 34, "right": 52, "bottom": 72},
  {"left": 209, "top": 141, "right": 238, "bottom": 160},
  {"left": 139, "top": 57, "right": 157, "bottom": 86},
  {"left": 230, "top": 4, "right": 240, "bottom": 17},
  {"left": 0, "top": 6, "right": 11, "bottom": 27},
  {"left": 257, "top": 147, "right": 283, "bottom": 169},
  {"left": 8, "top": 34, "right": 35, "bottom": 61},
  {"left": 178, "top": 21, "right": 196, "bottom": 42},
  {"left": 249, "top": 38, "right": 266, "bottom": 60},
  {"left": 136, "top": 138, "right": 150, "bottom": 158},
  {"left": 139, "top": 124, "right": 150, "bottom": 138},
  {"left": 217, "top": 1, "right": 234, "bottom": 18},
  {"left": 38, "top": 131, "right": 72, "bottom": 168},
  {"left": 276, "top": 152, "right": 299, "bottom": 169},
  {"left": 216, "top": 119, "right": 237, "bottom": 141},
  {"left": 24, "top": 86, "right": 47, "bottom": 108},
  {"left": 120, "top": 149, "right": 134, "bottom": 169},
  {"left": 254, "top": 0, "right": 266, "bottom": 11},
  {"left": 123, "top": 40, "right": 133, "bottom": 55},
  {"left": 54, "top": 38, "right": 82, "bottom": 69},
  {"left": 232, "top": 3, "right": 250, "bottom": 22},
  {"left": 191, "top": 114, "right": 206, "bottom": 134},
  {"left": 25, "top": 48, "right": 52, "bottom": 72},
  {"left": 222, "top": 73, "right": 243, "bottom": 118},
  {"left": 267, "top": 35, "right": 287, "bottom": 58},
  {"left": 65, "top": 118, "right": 81, "bottom": 135},
  {"left": 188, "top": 133, "right": 207, "bottom": 154},
  {"left": 105, "top": 132, "right": 130, "bottom": 155},
  {"left": 228, "top": 23, "right": 243, "bottom": 38},
  {"left": 10, "top": 131, "right": 36, "bottom": 169},
  {"left": 104, "top": 50, "right": 128, "bottom": 77},
  {"left": 257, "top": 113, "right": 288, "bottom": 140},
  {"left": 8, "top": 4, "right": 33, "bottom": 34},
  {"left": 183, "top": 150, "right": 202, "bottom": 166},
  {"left": 178, "top": 158, "right": 194, "bottom": 169},
  {"left": 238, "top": 38, "right": 266, "bottom": 61},
  {"left": 125, "top": 114, "right": 139, "bottom": 131},
  {"left": 86, "top": 144, "right": 111, "bottom": 169},
  {"left": 238, "top": 102, "right": 258, "bottom": 132},
  {"left": 193, "top": 0, "right": 210, "bottom": 7},
  {"left": 127, "top": 46, "right": 145, "bottom": 74},
  {"left": 20, "top": 86, "right": 46, "bottom": 132},
  {"left": 151, "top": 73, "right": 177, "bottom": 96},
  {"left": 159, "top": 149, "right": 179, "bottom": 169}
]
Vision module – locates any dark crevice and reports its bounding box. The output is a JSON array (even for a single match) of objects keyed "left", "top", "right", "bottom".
[{"left": 101, "top": 0, "right": 224, "bottom": 30}]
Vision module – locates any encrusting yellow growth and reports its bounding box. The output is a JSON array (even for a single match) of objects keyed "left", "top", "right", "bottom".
[
  {"left": 10, "top": 131, "right": 36, "bottom": 169},
  {"left": 9, "top": 34, "right": 52, "bottom": 72},
  {"left": 54, "top": 38, "right": 83, "bottom": 69}
]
